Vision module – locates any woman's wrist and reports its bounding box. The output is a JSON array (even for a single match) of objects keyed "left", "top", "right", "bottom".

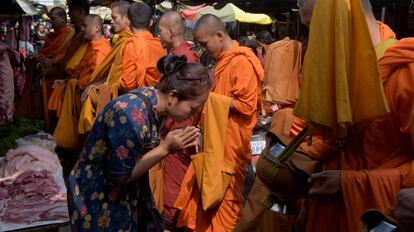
[{"left": 157, "top": 143, "right": 169, "bottom": 157}]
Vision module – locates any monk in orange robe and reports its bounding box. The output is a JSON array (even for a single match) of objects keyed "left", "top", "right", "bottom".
[
  {"left": 36, "top": 7, "right": 75, "bottom": 66},
  {"left": 48, "top": 1, "right": 90, "bottom": 117},
  {"left": 175, "top": 14, "right": 264, "bottom": 231},
  {"left": 155, "top": 11, "right": 200, "bottom": 230},
  {"left": 117, "top": 2, "right": 166, "bottom": 93},
  {"left": 293, "top": 0, "right": 414, "bottom": 231},
  {"left": 76, "top": 1, "right": 133, "bottom": 134},
  {"left": 15, "top": 7, "right": 75, "bottom": 130},
  {"left": 53, "top": 14, "right": 111, "bottom": 150}
]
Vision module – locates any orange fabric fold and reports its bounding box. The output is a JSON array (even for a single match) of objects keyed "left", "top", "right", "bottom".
[
  {"left": 47, "top": 84, "right": 65, "bottom": 116},
  {"left": 305, "top": 27, "right": 414, "bottom": 232},
  {"left": 77, "top": 30, "right": 132, "bottom": 134},
  {"left": 37, "top": 26, "right": 75, "bottom": 63},
  {"left": 78, "top": 38, "right": 112, "bottom": 89},
  {"left": 263, "top": 39, "right": 302, "bottom": 105},
  {"left": 53, "top": 38, "right": 111, "bottom": 149},
  {"left": 215, "top": 41, "right": 264, "bottom": 115},
  {"left": 88, "top": 30, "right": 133, "bottom": 85},
  {"left": 118, "top": 31, "right": 166, "bottom": 92},
  {"left": 293, "top": 0, "right": 389, "bottom": 138},
  {"left": 378, "top": 21, "right": 396, "bottom": 41}
]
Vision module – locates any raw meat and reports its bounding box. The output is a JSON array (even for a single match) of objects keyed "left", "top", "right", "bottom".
[{"left": 0, "top": 145, "right": 60, "bottom": 179}]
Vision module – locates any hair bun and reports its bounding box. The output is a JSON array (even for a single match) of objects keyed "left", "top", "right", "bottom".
[{"left": 157, "top": 54, "right": 187, "bottom": 75}]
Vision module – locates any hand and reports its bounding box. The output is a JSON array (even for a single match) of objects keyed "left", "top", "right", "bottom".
[
  {"left": 308, "top": 170, "right": 341, "bottom": 199},
  {"left": 81, "top": 84, "right": 96, "bottom": 103},
  {"left": 184, "top": 130, "right": 203, "bottom": 153},
  {"left": 394, "top": 188, "right": 414, "bottom": 232},
  {"left": 52, "top": 79, "right": 65, "bottom": 88},
  {"left": 160, "top": 126, "right": 201, "bottom": 154}
]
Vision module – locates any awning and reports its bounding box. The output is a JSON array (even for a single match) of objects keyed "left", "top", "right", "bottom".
[
  {"left": 182, "top": 3, "right": 273, "bottom": 25},
  {"left": 0, "top": 0, "right": 47, "bottom": 16}
]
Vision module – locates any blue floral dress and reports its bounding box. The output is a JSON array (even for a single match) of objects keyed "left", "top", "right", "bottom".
[{"left": 68, "top": 87, "right": 162, "bottom": 231}]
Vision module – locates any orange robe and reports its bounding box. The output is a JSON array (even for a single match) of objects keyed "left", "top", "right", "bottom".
[
  {"left": 77, "top": 30, "right": 133, "bottom": 134},
  {"left": 118, "top": 31, "right": 166, "bottom": 92},
  {"left": 162, "top": 42, "right": 200, "bottom": 223},
  {"left": 53, "top": 38, "right": 111, "bottom": 149},
  {"left": 305, "top": 24, "right": 414, "bottom": 232},
  {"left": 47, "top": 31, "right": 89, "bottom": 116},
  {"left": 175, "top": 41, "right": 264, "bottom": 231},
  {"left": 16, "top": 25, "right": 74, "bottom": 131},
  {"left": 37, "top": 25, "right": 75, "bottom": 63}
]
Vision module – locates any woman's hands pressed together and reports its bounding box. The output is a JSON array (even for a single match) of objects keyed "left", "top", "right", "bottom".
[{"left": 160, "top": 126, "right": 201, "bottom": 155}]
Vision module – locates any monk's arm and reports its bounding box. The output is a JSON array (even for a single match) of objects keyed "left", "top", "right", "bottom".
[{"left": 229, "top": 57, "right": 258, "bottom": 116}]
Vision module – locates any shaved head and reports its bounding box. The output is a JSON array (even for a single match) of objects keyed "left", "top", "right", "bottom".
[
  {"left": 160, "top": 11, "right": 185, "bottom": 34},
  {"left": 194, "top": 14, "right": 226, "bottom": 36},
  {"left": 158, "top": 11, "right": 186, "bottom": 48},
  {"left": 49, "top": 7, "right": 68, "bottom": 30},
  {"left": 50, "top": 7, "right": 67, "bottom": 22},
  {"left": 85, "top": 14, "right": 103, "bottom": 34},
  {"left": 111, "top": 0, "right": 130, "bottom": 17},
  {"left": 193, "top": 14, "right": 232, "bottom": 59},
  {"left": 84, "top": 14, "right": 104, "bottom": 40}
]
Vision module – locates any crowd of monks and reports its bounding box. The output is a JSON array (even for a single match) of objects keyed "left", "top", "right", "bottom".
[{"left": 13, "top": 0, "right": 414, "bottom": 231}]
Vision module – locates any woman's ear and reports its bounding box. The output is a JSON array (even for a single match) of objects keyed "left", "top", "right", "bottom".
[{"left": 168, "top": 90, "right": 178, "bottom": 105}]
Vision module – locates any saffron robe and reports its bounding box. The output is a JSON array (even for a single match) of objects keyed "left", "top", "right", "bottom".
[
  {"left": 118, "top": 31, "right": 166, "bottom": 92},
  {"left": 175, "top": 41, "right": 264, "bottom": 231},
  {"left": 53, "top": 38, "right": 111, "bottom": 149},
  {"left": 305, "top": 23, "right": 414, "bottom": 232},
  {"left": 77, "top": 30, "right": 133, "bottom": 134}
]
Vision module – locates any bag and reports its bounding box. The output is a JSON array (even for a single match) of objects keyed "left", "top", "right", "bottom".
[
  {"left": 134, "top": 91, "right": 165, "bottom": 232},
  {"left": 256, "top": 127, "right": 319, "bottom": 205}
]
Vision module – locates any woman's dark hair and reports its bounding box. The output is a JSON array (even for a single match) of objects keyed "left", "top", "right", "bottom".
[
  {"left": 157, "top": 54, "right": 212, "bottom": 100},
  {"left": 257, "top": 31, "right": 273, "bottom": 45}
]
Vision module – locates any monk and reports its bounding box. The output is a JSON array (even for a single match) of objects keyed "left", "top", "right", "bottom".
[
  {"left": 48, "top": 1, "right": 90, "bottom": 117},
  {"left": 117, "top": 1, "right": 166, "bottom": 92},
  {"left": 36, "top": 7, "right": 75, "bottom": 67},
  {"left": 292, "top": 0, "right": 414, "bottom": 231},
  {"left": 53, "top": 14, "right": 111, "bottom": 150},
  {"left": 76, "top": 0, "right": 133, "bottom": 134},
  {"left": 159, "top": 11, "right": 199, "bottom": 63},
  {"left": 175, "top": 14, "right": 263, "bottom": 231},
  {"left": 15, "top": 7, "right": 75, "bottom": 129},
  {"left": 157, "top": 10, "right": 200, "bottom": 230}
]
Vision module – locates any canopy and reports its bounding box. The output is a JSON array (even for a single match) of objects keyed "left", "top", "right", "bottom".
[
  {"left": 1, "top": 0, "right": 47, "bottom": 16},
  {"left": 182, "top": 3, "right": 273, "bottom": 25}
]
